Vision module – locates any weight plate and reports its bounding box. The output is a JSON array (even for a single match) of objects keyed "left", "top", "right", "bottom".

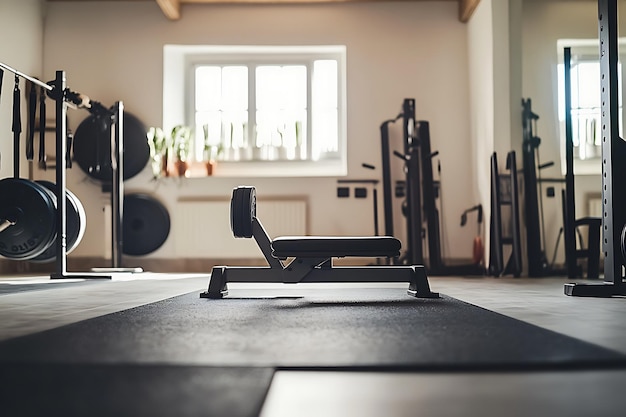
[
  {"left": 122, "top": 193, "right": 170, "bottom": 256},
  {"left": 0, "top": 178, "right": 57, "bottom": 260},
  {"left": 73, "top": 111, "right": 150, "bottom": 182},
  {"left": 30, "top": 181, "right": 86, "bottom": 263},
  {"left": 230, "top": 186, "right": 256, "bottom": 238}
]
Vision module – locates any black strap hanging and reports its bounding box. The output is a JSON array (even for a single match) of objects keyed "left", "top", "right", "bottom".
[
  {"left": 39, "top": 86, "right": 47, "bottom": 169},
  {"left": 0, "top": 68, "right": 4, "bottom": 105},
  {"left": 66, "top": 116, "right": 73, "bottom": 169},
  {"left": 12, "top": 75, "right": 21, "bottom": 178},
  {"left": 27, "top": 82, "right": 37, "bottom": 161}
]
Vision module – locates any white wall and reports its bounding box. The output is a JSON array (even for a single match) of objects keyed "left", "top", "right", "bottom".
[
  {"left": 2, "top": 0, "right": 615, "bottom": 272},
  {"left": 0, "top": 0, "right": 45, "bottom": 181},
  {"left": 39, "top": 1, "right": 475, "bottom": 261},
  {"left": 468, "top": 0, "right": 494, "bottom": 230}
]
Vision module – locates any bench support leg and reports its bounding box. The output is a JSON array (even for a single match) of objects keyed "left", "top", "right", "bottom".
[
  {"left": 200, "top": 264, "right": 439, "bottom": 299},
  {"left": 201, "top": 266, "right": 228, "bottom": 299}
]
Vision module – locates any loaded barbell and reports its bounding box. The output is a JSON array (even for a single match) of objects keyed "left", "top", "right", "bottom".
[
  {"left": 0, "top": 178, "right": 86, "bottom": 261},
  {"left": 0, "top": 178, "right": 57, "bottom": 260}
]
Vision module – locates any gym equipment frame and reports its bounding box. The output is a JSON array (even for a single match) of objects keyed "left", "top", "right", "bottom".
[
  {"left": 380, "top": 99, "right": 485, "bottom": 275},
  {"left": 489, "top": 151, "right": 522, "bottom": 277},
  {"left": 0, "top": 62, "right": 136, "bottom": 277},
  {"left": 561, "top": 46, "right": 602, "bottom": 280},
  {"left": 200, "top": 186, "right": 439, "bottom": 299},
  {"left": 417, "top": 119, "right": 485, "bottom": 276},
  {"left": 565, "top": 0, "right": 626, "bottom": 296}
]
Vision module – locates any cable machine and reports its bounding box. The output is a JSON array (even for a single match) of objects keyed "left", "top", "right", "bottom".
[
  {"left": 0, "top": 62, "right": 132, "bottom": 278},
  {"left": 380, "top": 98, "right": 485, "bottom": 275}
]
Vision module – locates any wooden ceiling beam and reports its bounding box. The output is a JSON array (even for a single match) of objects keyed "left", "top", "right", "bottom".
[
  {"left": 459, "top": 0, "right": 480, "bottom": 23},
  {"left": 48, "top": 1, "right": 475, "bottom": 23},
  {"left": 177, "top": 1, "right": 475, "bottom": 23},
  {"left": 156, "top": 0, "right": 181, "bottom": 20}
]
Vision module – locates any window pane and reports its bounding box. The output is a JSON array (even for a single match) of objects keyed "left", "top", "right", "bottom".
[
  {"left": 312, "top": 60, "right": 339, "bottom": 159},
  {"left": 312, "top": 109, "right": 338, "bottom": 159},
  {"left": 255, "top": 65, "right": 307, "bottom": 159},
  {"left": 195, "top": 66, "right": 221, "bottom": 111},
  {"left": 313, "top": 60, "right": 338, "bottom": 108},
  {"left": 195, "top": 66, "right": 248, "bottom": 159},
  {"left": 256, "top": 65, "right": 306, "bottom": 110},
  {"left": 222, "top": 66, "right": 248, "bottom": 110},
  {"left": 574, "top": 62, "right": 600, "bottom": 109}
]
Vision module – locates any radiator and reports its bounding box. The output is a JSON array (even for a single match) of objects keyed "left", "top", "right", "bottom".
[{"left": 174, "top": 198, "right": 307, "bottom": 258}]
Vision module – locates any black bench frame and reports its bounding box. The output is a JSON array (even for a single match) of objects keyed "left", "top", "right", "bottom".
[{"left": 200, "top": 187, "right": 438, "bottom": 299}]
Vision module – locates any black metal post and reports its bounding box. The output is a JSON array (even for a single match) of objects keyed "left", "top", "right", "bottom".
[
  {"left": 403, "top": 99, "right": 423, "bottom": 265},
  {"left": 563, "top": 47, "right": 578, "bottom": 278},
  {"left": 53, "top": 70, "right": 68, "bottom": 277},
  {"left": 380, "top": 120, "right": 394, "bottom": 237},
  {"left": 521, "top": 98, "right": 545, "bottom": 276},
  {"left": 111, "top": 101, "right": 124, "bottom": 268},
  {"left": 489, "top": 153, "right": 504, "bottom": 275},
  {"left": 504, "top": 151, "right": 523, "bottom": 277},
  {"left": 417, "top": 120, "right": 442, "bottom": 270}
]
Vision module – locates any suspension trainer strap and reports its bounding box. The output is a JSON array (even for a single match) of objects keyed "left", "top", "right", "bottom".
[
  {"left": 27, "top": 82, "right": 37, "bottom": 161},
  {"left": 12, "top": 76, "right": 21, "bottom": 178},
  {"left": 39, "top": 87, "right": 46, "bottom": 168}
]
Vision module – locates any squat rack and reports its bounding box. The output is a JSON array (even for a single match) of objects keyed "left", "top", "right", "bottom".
[
  {"left": 565, "top": 0, "right": 626, "bottom": 296},
  {"left": 0, "top": 62, "right": 128, "bottom": 278}
]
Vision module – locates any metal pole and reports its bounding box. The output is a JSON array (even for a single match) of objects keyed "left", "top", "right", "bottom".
[
  {"left": 403, "top": 99, "right": 423, "bottom": 265},
  {"left": 563, "top": 47, "right": 578, "bottom": 278},
  {"left": 54, "top": 70, "right": 68, "bottom": 276},
  {"left": 380, "top": 121, "right": 394, "bottom": 237},
  {"left": 0, "top": 61, "right": 53, "bottom": 91},
  {"left": 111, "top": 101, "right": 124, "bottom": 268}
]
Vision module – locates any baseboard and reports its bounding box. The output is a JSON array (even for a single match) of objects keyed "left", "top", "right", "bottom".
[{"left": 0, "top": 257, "right": 263, "bottom": 275}]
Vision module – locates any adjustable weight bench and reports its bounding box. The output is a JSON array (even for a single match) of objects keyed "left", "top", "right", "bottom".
[{"left": 200, "top": 186, "right": 439, "bottom": 299}]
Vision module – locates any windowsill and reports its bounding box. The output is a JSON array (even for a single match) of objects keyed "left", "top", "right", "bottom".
[
  {"left": 573, "top": 157, "right": 602, "bottom": 176},
  {"left": 176, "top": 159, "right": 347, "bottom": 178}
]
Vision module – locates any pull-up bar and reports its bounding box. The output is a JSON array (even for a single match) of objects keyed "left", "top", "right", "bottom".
[{"left": 0, "top": 61, "right": 52, "bottom": 91}]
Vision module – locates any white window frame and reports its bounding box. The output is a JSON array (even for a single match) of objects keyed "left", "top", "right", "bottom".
[{"left": 163, "top": 45, "right": 347, "bottom": 177}]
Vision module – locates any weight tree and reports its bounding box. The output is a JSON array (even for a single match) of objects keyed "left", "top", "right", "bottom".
[{"left": 565, "top": 0, "right": 626, "bottom": 296}]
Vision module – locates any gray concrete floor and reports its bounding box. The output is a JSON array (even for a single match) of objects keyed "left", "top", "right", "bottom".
[{"left": 1, "top": 273, "right": 626, "bottom": 416}]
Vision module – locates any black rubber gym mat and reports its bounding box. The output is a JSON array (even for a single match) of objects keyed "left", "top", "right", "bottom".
[
  {"left": 0, "top": 288, "right": 624, "bottom": 370},
  {"left": 0, "top": 363, "right": 273, "bottom": 417}
]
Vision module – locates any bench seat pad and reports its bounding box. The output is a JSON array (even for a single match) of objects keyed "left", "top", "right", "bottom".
[{"left": 271, "top": 236, "right": 401, "bottom": 258}]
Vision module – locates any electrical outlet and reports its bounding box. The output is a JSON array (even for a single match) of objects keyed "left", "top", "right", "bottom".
[{"left": 337, "top": 187, "right": 350, "bottom": 198}]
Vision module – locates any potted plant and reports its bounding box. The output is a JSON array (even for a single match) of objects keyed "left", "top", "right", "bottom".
[
  {"left": 170, "top": 124, "right": 192, "bottom": 177},
  {"left": 295, "top": 120, "right": 304, "bottom": 159},
  {"left": 202, "top": 123, "right": 224, "bottom": 175},
  {"left": 147, "top": 127, "right": 169, "bottom": 179}
]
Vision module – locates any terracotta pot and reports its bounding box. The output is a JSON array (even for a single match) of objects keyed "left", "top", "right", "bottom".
[{"left": 175, "top": 159, "right": 188, "bottom": 177}]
